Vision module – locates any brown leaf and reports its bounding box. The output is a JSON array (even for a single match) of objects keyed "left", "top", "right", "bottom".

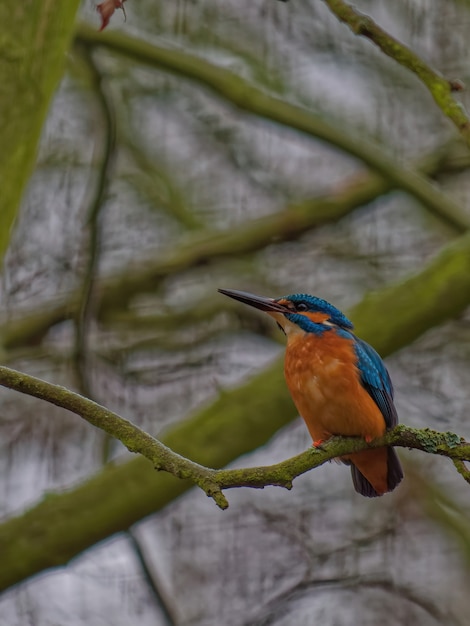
[{"left": 97, "top": 0, "right": 127, "bottom": 31}]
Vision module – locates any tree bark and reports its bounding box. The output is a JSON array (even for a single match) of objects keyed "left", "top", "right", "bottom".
[{"left": 0, "top": 0, "right": 81, "bottom": 265}]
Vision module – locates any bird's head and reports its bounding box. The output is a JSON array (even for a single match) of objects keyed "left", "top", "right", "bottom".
[{"left": 218, "top": 289, "right": 353, "bottom": 337}]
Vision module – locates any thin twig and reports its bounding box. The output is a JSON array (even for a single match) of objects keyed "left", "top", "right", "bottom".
[
  {"left": 72, "top": 44, "right": 117, "bottom": 399},
  {"left": 127, "top": 530, "right": 178, "bottom": 626},
  {"left": 453, "top": 459, "right": 470, "bottom": 485}
]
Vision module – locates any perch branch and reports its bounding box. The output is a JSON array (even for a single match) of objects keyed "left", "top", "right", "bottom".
[
  {"left": 0, "top": 365, "right": 468, "bottom": 511},
  {"left": 0, "top": 365, "right": 227, "bottom": 507}
]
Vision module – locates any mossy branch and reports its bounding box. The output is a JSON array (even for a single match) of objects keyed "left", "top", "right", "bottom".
[
  {"left": 1, "top": 140, "right": 469, "bottom": 354},
  {"left": 321, "top": 0, "right": 470, "bottom": 147},
  {"left": 75, "top": 24, "right": 469, "bottom": 229},
  {"left": 214, "top": 426, "right": 469, "bottom": 497},
  {"left": 1, "top": 231, "right": 470, "bottom": 591},
  {"left": 0, "top": 365, "right": 468, "bottom": 511}
]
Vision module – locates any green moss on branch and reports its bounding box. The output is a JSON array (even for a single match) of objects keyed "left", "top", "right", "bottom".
[
  {"left": 321, "top": 0, "right": 470, "bottom": 147},
  {"left": 75, "top": 24, "right": 469, "bottom": 230},
  {"left": 0, "top": 357, "right": 470, "bottom": 593},
  {"left": 1, "top": 141, "right": 468, "bottom": 353}
]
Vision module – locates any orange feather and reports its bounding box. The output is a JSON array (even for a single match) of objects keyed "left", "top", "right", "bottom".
[{"left": 284, "top": 330, "right": 390, "bottom": 495}]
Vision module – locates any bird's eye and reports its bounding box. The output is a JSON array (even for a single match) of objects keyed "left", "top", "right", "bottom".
[{"left": 295, "top": 302, "right": 308, "bottom": 312}]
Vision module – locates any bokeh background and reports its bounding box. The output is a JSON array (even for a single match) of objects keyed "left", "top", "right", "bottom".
[{"left": 1, "top": 0, "right": 470, "bottom": 624}]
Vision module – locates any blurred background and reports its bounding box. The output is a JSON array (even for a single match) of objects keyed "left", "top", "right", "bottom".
[{"left": 1, "top": 0, "right": 470, "bottom": 624}]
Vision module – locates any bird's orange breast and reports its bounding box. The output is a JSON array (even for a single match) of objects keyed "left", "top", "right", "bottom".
[
  {"left": 284, "top": 331, "right": 386, "bottom": 443},
  {"left": 284, "top": 331, "right": 393, "bottom": 494}
]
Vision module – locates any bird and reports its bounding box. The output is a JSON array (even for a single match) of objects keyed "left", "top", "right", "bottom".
[{"left": 218, "top": 288, "right": 403, "bottom": 497}]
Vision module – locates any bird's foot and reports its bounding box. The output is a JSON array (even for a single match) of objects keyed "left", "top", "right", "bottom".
[{"left": 311, "top": 439, "right": 325, "bottom": 449}]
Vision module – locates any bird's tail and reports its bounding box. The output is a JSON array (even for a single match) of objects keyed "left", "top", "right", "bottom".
[{"left": 350, "top": 447, "right": 403, "bottom": 498}]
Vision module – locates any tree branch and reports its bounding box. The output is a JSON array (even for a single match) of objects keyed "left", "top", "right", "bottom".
[
  {"left": 72, "top": 44, "right": 117, "bottom": 400},
  {"left": 1, "top": 139, "right": 469, "bottom": 354},
  {"left": 321, "top": 0, "right": 470, "bottom": 147},
  {"left": 0, "top": 366, "right": 468, "bottom": 512},
  {"left": 0, "top": 365, "right": 227, "bottom": 506},
  {"left": 453, "top": 459, "right": 470, "bottom": 485},
  {"left": 214, "top": 427, "right": 469, "bottom": 495},
  {"left": 75, "top": 24, "right": 470, "bottom": 230},
  {"left": 2, "top": 233, "right": 470, "bottom": 590}
]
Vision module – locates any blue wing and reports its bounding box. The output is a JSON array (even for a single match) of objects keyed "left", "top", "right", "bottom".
[{"left": 352, "top": 336, "right": 398, "bottom": 429}]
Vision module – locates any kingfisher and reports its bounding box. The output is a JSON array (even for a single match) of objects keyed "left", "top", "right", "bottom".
[{"left": 218, "top": 288, "right": 403, "bottom": 497}]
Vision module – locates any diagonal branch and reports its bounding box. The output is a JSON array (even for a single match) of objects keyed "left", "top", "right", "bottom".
[
  {"left": 2, "top": 140, "right": 469, "bottom": 354},
  {"left": 0, "top": 365, "right": 468, "bottom": 512},
  {"left": 321, "top": 0, "right": 470, "bottom": 146},
  {"left": 75, "top": 24, "right": 470, "bottom": 230}
]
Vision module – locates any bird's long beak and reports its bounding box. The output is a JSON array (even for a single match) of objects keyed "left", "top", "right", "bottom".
[{"left": 218, "top": 288, "right": 289, "bottom": 313}]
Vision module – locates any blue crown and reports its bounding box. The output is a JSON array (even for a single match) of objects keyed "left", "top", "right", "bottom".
[{"left": 283, "top": 293, "right": 354, "bottom": 330}]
